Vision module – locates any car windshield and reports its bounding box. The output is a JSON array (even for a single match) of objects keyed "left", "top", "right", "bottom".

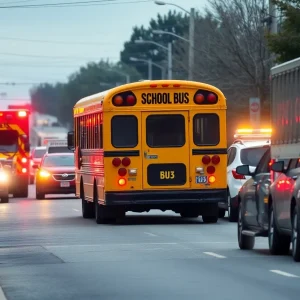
[
  {"left": 42, "top": 155, "right": 74, "bottom": 167},
  {"left": 33, "top": 149, "right": 46, "bottom": 158},
  {"left": 241, "top": 147, "right": 268, "bottom": 167}
]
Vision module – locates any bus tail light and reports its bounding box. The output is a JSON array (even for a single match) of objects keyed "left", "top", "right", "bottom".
[
  {"left": 112, "top": 158, "right": 121, "bottom": 167},
  {"left": 22, "top": 168, "right": 27, "bottom": 173},
  {"left": 193, "top": 90, "right": 218, "bottom": 105},
  {"left": 208, "top": 175, "right": 216, "bottom": 183},
  {"left": 232, "top": 169, "right": 245, "bottom": 180},
  {"left": 202, "top": 155, "right": 211, "bottom": 164},
  {"left": 118, "top": 168, "right": 127, "bottom": 176},
  {"left": 21, "top": 157, "right": 27, "bottom": 163},
  {"left": 112, "top": 92, "right": 136, "bottom": 106},
  {"left": 118, "top": 178, "right": 126, "bottom": 186},
  {"left": 207, "top": 166, "right": 215, "bottom": 174},
  {"left": 211, "top": 155, "right": 220, "bottom": 165},
  {"left": 122, "top": 157, "right": 131, "bottom": 167}
]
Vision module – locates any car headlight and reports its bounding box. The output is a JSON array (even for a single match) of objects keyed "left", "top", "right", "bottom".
[
  {"left": 0, "top": 171, "right": 8, "bottom": 182},
  {"left": 39, "top": 170, "right": 51, "bottom": 178}
]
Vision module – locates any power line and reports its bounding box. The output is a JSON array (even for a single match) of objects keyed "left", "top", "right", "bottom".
[
  {"left": 0, "top": 36, "right": 116, "bottom": 45},
  {"left": 0, "top": 0, "right": 151, "bottom": 8},
  {"left": 0, "top": 52, "right": 118, "bottom": 60}
]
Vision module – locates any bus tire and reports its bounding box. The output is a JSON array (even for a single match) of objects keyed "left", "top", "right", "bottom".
[
  {"left": 36, "top": 192, "right": 45, "bottom": 200},
  {"left": 13, "top": 184, "right": 28, "bottom": 198},
  {"left": 81, "top": 184, "right": 94, "bottom": 219},
  {"left": 202, "top": 215, "right": 218, "bottom": 224},
  {"left": 95, "top": 202, "right": 115, "bottom": 224},
  {"left": 180, "top": 212, "right": 199, "bottom": 218},
  {"left": 1, "top": 196, "right": 9, "bottom": 203}
]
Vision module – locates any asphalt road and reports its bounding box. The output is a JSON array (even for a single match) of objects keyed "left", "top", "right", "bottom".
[{"left": 0, "top": 185, "right": 300, "bottom": 300}]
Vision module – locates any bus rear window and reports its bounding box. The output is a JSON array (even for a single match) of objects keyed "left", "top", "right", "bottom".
[
  {"left": 193, "top": 114, "right": 220, "bottom": 146},
  {"left": 146, "top": 114, "right": 185, "bottom": 148},
  {"left": 111, "top": 115, "right": 138, "bottom": 148}
]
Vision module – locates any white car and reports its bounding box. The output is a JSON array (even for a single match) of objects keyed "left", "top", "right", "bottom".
[{"left": 219, "top": 129, "right": 271, "bottom": 222}]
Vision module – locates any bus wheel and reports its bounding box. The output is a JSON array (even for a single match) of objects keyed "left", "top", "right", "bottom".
[
  {"left": 202, "top": 215, "right": 218, "bottom": 224},
  {"left": 95, "top": 202, "right": 115, "bottom": 224},
  {"left": 81, "top": 184, "right": 94, "bottom": 219},
  {"left": 180, "top": 212, "right": 199, "bottom": 218},
  {"left": 1, "top": 196, "right": 9, "bottom": 203}
]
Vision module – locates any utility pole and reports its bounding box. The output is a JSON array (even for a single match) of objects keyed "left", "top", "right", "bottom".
[
  {"left": 168, "top": 42, "right": 172, "bottom": 79},
  {"left": 188, "top": 7, "right": 195, "bottom": 81},
  {"left": 148, "top": 59, "right": 152, "bottom": 80},
  {"left": 269, "top": 0, "right": 277, "bottom": 34}
]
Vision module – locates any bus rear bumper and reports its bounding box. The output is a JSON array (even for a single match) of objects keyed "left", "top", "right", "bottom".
[{"left": 104, "top": 189, "right": 227, "bottom": 213}]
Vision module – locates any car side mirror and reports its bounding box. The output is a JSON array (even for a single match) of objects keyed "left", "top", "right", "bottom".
[
  {"left": 32, "top": 164, "right": 39, "bottom": 169},
  {"left": 271, "top": 161, "right": 285, "bottom": 173},
  {"left": 236, "top": 165, "right": 253, "bottom": 176},
  {"left": 67, "top": 131, "right": 75, "bottom": 150}
]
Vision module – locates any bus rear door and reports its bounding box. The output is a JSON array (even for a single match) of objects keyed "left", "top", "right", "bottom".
[{"left": 141, "top": 111, "right": 190, "bottom": 190}]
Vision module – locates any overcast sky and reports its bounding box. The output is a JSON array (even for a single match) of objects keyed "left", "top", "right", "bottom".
[{"left": 0, "top": 0, "right": 208, "bottom": 109}]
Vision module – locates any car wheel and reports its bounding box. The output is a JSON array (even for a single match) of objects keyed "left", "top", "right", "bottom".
[
  {"left": 268, "top": 205, "right": 290, "bottom": 255},
  {"left": 228, "top": 193, "right": 238, "bottom": 222},
  {"left": 237, "top": 202, "right": 254, "bottom": 250},
  {"left": 218, "top": 209, "right": 226, "bottom": 218},
  {"left": 292, "top": 206, "right": 300, "bottom": 262},
  {"left": 202, "top": 215, "right": 218, "bottom": 224}
]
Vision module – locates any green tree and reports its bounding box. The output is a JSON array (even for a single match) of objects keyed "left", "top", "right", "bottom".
[
  {"left": 267, "top": 0, "right": 300, "bottom": 62},
  {"left": 120, "top": 10, "right": 189, "bottom": 80}
]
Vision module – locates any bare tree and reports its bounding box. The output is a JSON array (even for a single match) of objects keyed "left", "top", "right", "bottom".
[{"left": 173, "top": 0, "right": 271, "bottom": 111}]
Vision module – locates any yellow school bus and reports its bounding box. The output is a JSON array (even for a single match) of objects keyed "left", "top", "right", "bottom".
[{"left": 68, "top": 80, "right": 227, "bottom": 224}]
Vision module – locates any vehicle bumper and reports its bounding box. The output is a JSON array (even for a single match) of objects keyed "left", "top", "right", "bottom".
[
  {"left": 36, "top": 181, "right": 75, "bottom": 194},
  {"left": 104, "top": 189, "right": 227, "bottom": 207}
]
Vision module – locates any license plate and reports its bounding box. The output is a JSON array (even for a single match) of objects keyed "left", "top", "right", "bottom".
[
  {"left": 60, "top": 181, "right": 70, "bottom": 187},
  {"left": 195, "top": 176, "right": 207, "bottom": 184}
]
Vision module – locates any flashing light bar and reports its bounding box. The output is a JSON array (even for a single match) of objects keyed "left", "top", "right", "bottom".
[{"left": 234, "top": 128, "right": 272, "bottom": 139}]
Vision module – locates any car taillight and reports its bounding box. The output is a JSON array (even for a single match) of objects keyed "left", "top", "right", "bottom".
[
  {"left": 211, "top": 155, "right": 220, "bottom": 164},
  {"left": 122, "top": 157, "right": 131, "bottom": 167},
  {"left": 118, "top": 168, "right": 127, "bottom": 176},
  {"left": 202, "top": 155, "right": 211, "bottom": 164},
  {"left": 112, "top": 158, "right": 121, "bottom": 167},
  {"left": 232, "top": 169, "right": 245, "bottom": 179},
  {"left": 207, "top": 166, "right": 215, "bottom": 174}
]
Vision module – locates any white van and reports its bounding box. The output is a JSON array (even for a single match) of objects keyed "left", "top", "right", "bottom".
[{"left": 46, "top": 140, "right": 73, "bottom": 154}]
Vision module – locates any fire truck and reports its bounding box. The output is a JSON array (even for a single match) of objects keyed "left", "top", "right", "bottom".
[{"left": 0, "top": 109, "right": 30, "bottom": 198}]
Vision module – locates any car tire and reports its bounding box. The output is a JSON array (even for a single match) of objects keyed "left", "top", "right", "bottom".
[
  {"left": 238, "top": 202, "right": 254, "bottom": 250},
  {"left": 202, "top": 215, "right": 218, "bottom": 224},
  {"left": 268, "top": 205, "right": 290, "bottom": 255},
  {"left": 228, "top": 193, "right": 238, "bottom": 222},
  {"left": 180, "top": 212, "right": 199, "bottom": 218},
  {"left": 36, "top": 191, "right": 45, "bottom": 200},
  {"left": 292, "top": 206, "right": 300, "bottom": 262},
  {"left": 1, "top": 195, "right": 9, "bottom": 203},
  {"left": 218, "top": 209, "right": 226, "bottom": 218}
]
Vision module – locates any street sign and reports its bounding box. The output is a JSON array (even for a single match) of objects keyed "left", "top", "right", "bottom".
[{"left": 249, "top": 97, "right": 260, "bottom": 128}]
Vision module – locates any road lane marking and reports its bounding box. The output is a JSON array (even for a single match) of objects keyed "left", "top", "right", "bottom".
[
  {"left": 144, "top": 232, "right": 158, "bottom": 237},
  {"left": 203, "top": 252, "right": 226, "bottom": 258},
  {"left": 0, "top": 287, "right": 7, "bottom": 300},
  {"left": 73, "top": 209, "right": 79, "bottom": 212},
  {"left": 270, "top": 270, "right": 299, "bottom": 278}
]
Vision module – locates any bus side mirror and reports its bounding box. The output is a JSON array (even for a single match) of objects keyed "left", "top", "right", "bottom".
[
  {"left": 67, "top": 131, "right": 75, "bottom": 150},
  {"left": 271, "top": 161, "right": 285, "bottom": 173}
]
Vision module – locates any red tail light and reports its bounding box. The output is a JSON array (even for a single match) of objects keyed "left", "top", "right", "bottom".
[
  {"left": 194, "top": 93, "right": 205, "bottom": 104},
  {"left": 126, "top": 95, "right": 136, "bottom": 105},
  {"left": 207, "top": 93, "right": 217, "bottom": 103},
  {"left": 113, "top": 95, "right": 123, "bottom": 106},
  {"left": 122, "top": 157, "right": 131, "bottom": 167},
  {"left": 118, "top": 168, "right": 127, "bottom": 176},
  {"left": 202, "top": 155, "right": 211, "bottom": 164},
  {"left": 112, "top": 158, "right": 121, "bottom": 167},
  {"left": 207, "top": 166, "right": 215, "bottom": 174},
  {"left": 211, "top": 155, "right": 220, "bottom": 164},
  {"left": 22, "top": 168, "right": 27, "bottom": 173},
  {"left": 21, "top": 157, "right": 27, "bottom": 163},
  {"left": 232, "top": 169, "right": 245, "bottom": 180}
]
